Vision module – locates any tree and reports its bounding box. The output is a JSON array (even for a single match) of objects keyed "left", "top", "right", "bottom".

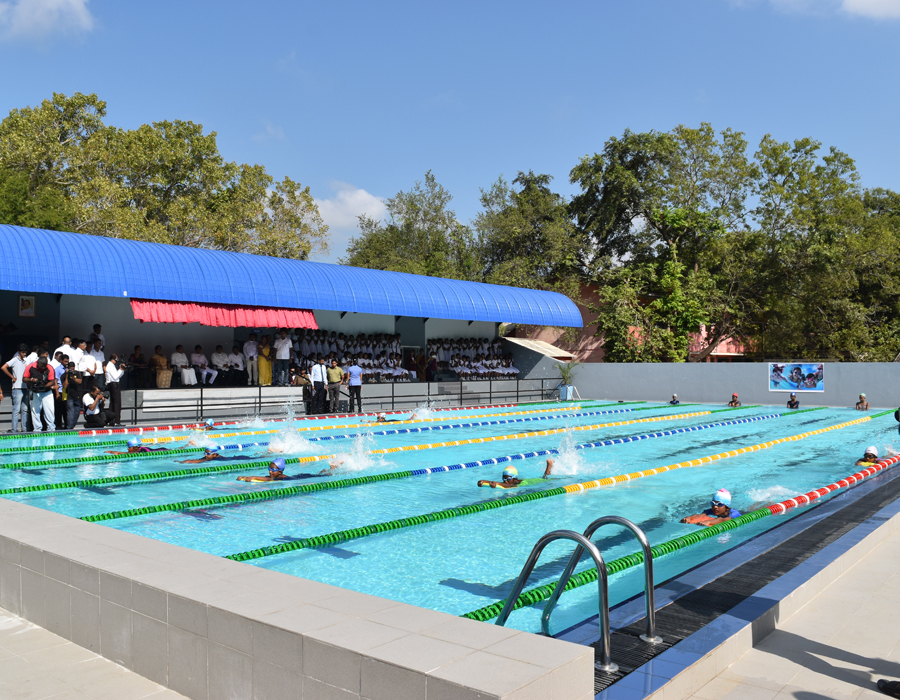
[
  {"left": 0, "top": 92, "right": 328, "bottom": 259},
  {"left": 341, "top": 171, "right": 478, "bottom": 280}
]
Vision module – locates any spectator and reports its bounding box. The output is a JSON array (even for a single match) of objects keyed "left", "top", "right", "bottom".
[
  {"left": 2, "top": 344, "right": 30, "bottom": 432},
  {"left": 149, "top": 345, "right": 173, "bottom": 388},
  {"left": 25, "top": 353, "right": 56, "bottom": 432},
  {"left": 63, "top": 361, "right": 84, "bottom": 430},
  {"left": 191, "top": 345, "right": 217, "bottom": 385},
  {"left": 89, "top": 339, "right": 106, "bottom": 391},
  {"left": 310, "top": 356, "right": 327, "bottom": 414},
  {"left": 128, "top": 345, "right": 148, "bottom": 388},
  {"left": 53, "top": 336, "right": 76, "bottom": 363},
  {"left": 274, "top": 329, "right": 293, "bottom": 387},
  {"left": 83, "top": 386, "right": 114, "bottom": 428},
  {"left": 91, "top": 324, "right": 105, "bottom": 349},
  {"left": 227, "top": 345, "right": 247, "bottom": 386},
  {"left": 243, "top": 333, "right": 259, "bottom": 386},
  {"left": 105, "top": 354, "right": 125, "bottom": 426},
  {"left": 327, "top": 359, "right": 344, "bottom": 413},
  {"left": 211, "top": 345, "right": 230, "bottom": 384},
  {"left": 171, "top": 345, "right": 197, "bottom": 386},
  {"left": 50, "top": 352, "right": 67, "bottom": 430},
  {"left": 258, "top": 335, "right": 273, "bottom": 386},
  {"left": 75, "top": 340, "right": 96, "bottom": 391},
  {"left": 345, "top": 357, "right": 363, "bottom": 413}
]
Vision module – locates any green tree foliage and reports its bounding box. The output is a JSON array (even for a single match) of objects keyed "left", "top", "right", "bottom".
[
  {"left": 341, "top": 171, "right": 478, "bottom": 280},
  {"left": 0, "top": 92, "right": 328, "bottom": 259}
]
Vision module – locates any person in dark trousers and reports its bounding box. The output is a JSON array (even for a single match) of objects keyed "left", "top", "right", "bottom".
[
  {"left": 345, "top": 357, "right": 363, "bottom": 412},
  {"left": 83, "top": 386, "right": 115, "bottom": 428},
  {"left": 326, "top": 359, "right": 344, "bottom": 413},
  {"left": 63, "top": 362, "right": 84, "bottom": 430},
  {"left": 310, "top": 356, "right": 328, "bottom": 414},
  {"left": 787, "top": 392, "right": 799, "bottom": 409},
  {"left": 105, "top": 354, "right": 125, "bottom": 426}
]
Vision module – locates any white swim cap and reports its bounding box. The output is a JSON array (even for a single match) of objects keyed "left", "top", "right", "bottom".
[{"left": 865, "top": 446, "right": 878, "bottom": 457}]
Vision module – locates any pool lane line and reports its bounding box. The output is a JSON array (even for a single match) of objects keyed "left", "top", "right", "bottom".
[
  {"left": 11, "top": 409, "right": 777, "bottom": 501},
  {"left": 10, "top": 409, "right": 772, "bottom": 504},
  {"left": 461, "top": 437, "right": 900, "bottom": 622},
  {"left": 213, "top": 408, "right": 878, "bottom": 563},
  {"left": 0, "top": 408, "right": 714, "bottom": 472},
  {"left": 0, "top": 402, "right": 638, "bottom": 456}
]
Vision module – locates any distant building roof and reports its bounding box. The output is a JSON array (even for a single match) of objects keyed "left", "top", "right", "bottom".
[{"left": 0, "top": 225, "right": 583, "bottom": 327}]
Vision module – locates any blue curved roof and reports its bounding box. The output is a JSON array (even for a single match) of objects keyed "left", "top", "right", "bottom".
[{"left": 0, "top": 225, "right": 583, "bottom": 327}]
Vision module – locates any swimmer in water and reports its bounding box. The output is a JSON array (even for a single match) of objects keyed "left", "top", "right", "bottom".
[
  {"left": 373, "top": 411, "right": 419, "bottom": 423},
  {"left": 787, "top": 392, "right": 799, "bottom": 409},
  {"left": 177, "top": 447, "right": 256, "bottom": 464},
  {"left": 477, "top": 459, "right": 554, "bottom": 489},
  {"left": 669, "top": 394, "right": 679, "bottom": 405},
  {"left": 105, "top": 438, "right": 172, "bottom": 455},
  {"left": 728, "top": 393, "right": 741, "bottom": 407},
  {"left": 856, "top": 393, "right": 869, "bottom": 411},
  {"left": 681, "top": 489, "right": 741, "bottom": 527},
  {"left": 855, "top": 445, "right": 880, "bottom": 466},
  {"left": 236, "top": 457, "right": 343, "bottom": 482}
]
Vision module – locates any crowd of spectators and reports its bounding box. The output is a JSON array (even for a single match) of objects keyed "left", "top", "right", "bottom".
[{"left": 426, "top": 336, "right": 519, "bottom": 380}]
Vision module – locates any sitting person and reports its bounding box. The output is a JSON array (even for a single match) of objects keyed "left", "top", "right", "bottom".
[
  {"left": 171, "top": 345, "right": 197, "bottom": 386},
  {"left": 477, "top": 459, "right": 554, "bottom": 489},
  {"left": 787, "top": 392, "right": 799, "bottom": 409},
  {"left": 856, "top": 393, "right": 869, "bottom": 411},
  {"left": 211, "top": 345, "right": 231, "bottom": 383},
  {"left": 106, "top": 437, "right": 173, "bottom": 455},
  {"left": 669, "top": 394, "right": 679, "bottom": 405},
  {"left": 227, "top": 345, "right": 247, "bottom": 386},
  {"left": 149, "top": 345, "right": 173, "bottom": 389},
  {"left": 83, "top": 386, "right": 115, "bottom": 428},
  {"left": 191, "top": 345, "right": 218, "bottom": 385},
  {"left": 236, "top": 457, "right": 340, "bottom": 482},
  {"left": 178, "top": 446, "right": 255, "bottom": 464},
  {"left": 681, "top": 489, "right": 741, "bottom": 527},
  {"left": 855, "top": 445, "right": 880, "bottom": 466},
  {"left": 728, "top": 393, "right": 741, "bottom": 407}
]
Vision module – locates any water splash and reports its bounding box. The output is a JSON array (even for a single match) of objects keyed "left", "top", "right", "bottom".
[
  {"left": 550, "top": 429, "right": 585, "bottom": 476},
  {"left": 746, "top": 484, "right": 797, "bottom": 507},
  {"left": 329, "top": 430, "right": 386, "bottom": 474}
]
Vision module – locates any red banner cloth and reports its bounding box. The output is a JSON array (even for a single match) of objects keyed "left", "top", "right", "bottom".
[{"left": 130, "top": 299, "right": 318, "bottom": 329}]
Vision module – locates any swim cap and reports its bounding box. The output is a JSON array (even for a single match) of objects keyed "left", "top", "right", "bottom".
[
  {"left": 732, "top": 393, "right": 738, "bottom": 397},
  {"left": 860, "top": 393, "right": 866, "bottom": 398},
  {"left": 790, "top": 392, "right": 796, "bottom": 397},
  {"left": 713, "top": 488, "right": 732, "bottom": 506},
  {"left": 378, "top": 412, "right": 386, "bottom": 418},
  {"left": 270, "top": 458, "right": 286, "bottom": 472},
  {"left": 865, "top": 446, "right": 878, "bottom": 458},
  {"left": 205, "top": 419, "right": 214, "bottom": 427},
  {"left": 127, "top": 438, "right": 140, "bottom": 447},
  {"left": 502, "top": 466, "right": 518, "bottom": 479},
  {"left": 205, "top": 446, "right": 220, "bottom": 454},
  {"left": 673, "top": 393, "right": 677, "bottom": 398}
]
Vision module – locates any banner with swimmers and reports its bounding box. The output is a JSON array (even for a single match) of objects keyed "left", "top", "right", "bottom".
[{"left": 769, "top": 362, "right": 824, "bottom": 392}]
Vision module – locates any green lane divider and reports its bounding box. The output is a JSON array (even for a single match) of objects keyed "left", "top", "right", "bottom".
[
  {"left": 223, "top": 486, "right": 570, "bottom": 562},
  {"left": 0, "top": 430, "right": 79, "bottom": 441},
  {"left": 0, "top": 439, "right": 132, "bottom": 455},
  {"left": 461, "top": 509, "right": 773, "bottom": 622}
]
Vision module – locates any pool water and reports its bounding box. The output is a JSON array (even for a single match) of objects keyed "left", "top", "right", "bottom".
[{"left": 1, "top": 400, "right": 895, "bottom": 635}]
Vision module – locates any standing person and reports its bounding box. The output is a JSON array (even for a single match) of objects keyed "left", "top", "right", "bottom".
[
  {"left": 90, "top": 324, "right": 105, "bottom": 350},
  {"left": 2, "top": 344, "right": 30, "bottom": 432},
  {"left": 856, "top": 393, "right": 869, "bottom": 411},
  {"left": 258, "top": 336, "right": 273, "bottom": 386},
  {"left": 51, "top": 352, "right": 67, "bottom": 429},
  {"left": 274, "top": 329, "right": 293, "bottom": 387},
  {"left": 345, "top": 357, "right": 363, "bottom": 412},
  {"left": 25, "top": 354, "right": 56, "bottom": 432},
  {"left": 63, "top": 361, "right": 85, "bottom": 430},
  {"left": 89, "top": 339, "right": 106, "bottom": 391},
  {"left": 787, "top": 392, "right": 799, "bottom": 409},
  {"left": 326, "top": 359, "right": 344, "bottom": 413},
  {"left": 105, "top": 354, "right": 125, "bottom": 426},
  {"left": 83, "top": 386, "right": 114, "bottom": 428},
  {"left": 309, "top": 356, "right": 327, "bottom": 414},
  {"left": 76, "top": 340, "right": 96, "bottom": 392},
  {"left": 53, "top": 336, "right": 76, "bottom": 363},
  {"left": 243, "top": 333, "right": 259, "bottom": 386}
]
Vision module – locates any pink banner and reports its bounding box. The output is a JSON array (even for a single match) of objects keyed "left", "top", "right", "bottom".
[{"left": 130, "top": 299, "right": 318, "bottom": 329}]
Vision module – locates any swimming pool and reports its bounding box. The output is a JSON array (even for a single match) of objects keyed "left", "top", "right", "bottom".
[{"left": 1, "top": 400, "right": 895, "bottom": 636}]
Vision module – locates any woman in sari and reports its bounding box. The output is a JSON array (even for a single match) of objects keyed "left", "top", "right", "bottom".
[
  {"left": 258, "top": 335, "right": 273, "bottom": 386},
  {"left": 149, "top": 345, "right": 173, "bottom": 388}
]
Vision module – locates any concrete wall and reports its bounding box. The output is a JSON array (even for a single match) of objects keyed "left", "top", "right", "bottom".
[
  {"left": 0, "top": 498, "right": 594, "bottom": 700},
  {"left": 546, "top": 361, "right": 900, "bottom": 408},
  {"left": 314, "top": 310, "right": 397, "bottom": 338},
  {"left": 424, "top": 319, "right": 498, "bottom": 344},
  {"left": 0, "top": 290, "right": 61, "bottom": 351}
]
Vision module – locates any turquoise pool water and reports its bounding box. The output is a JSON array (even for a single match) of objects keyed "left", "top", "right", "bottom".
[{"left": 1, "top": 400, "right": 895, "bottom": 634}]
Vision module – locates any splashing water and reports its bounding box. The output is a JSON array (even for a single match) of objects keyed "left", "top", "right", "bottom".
[
  {"left": 550, "top": 429, "right": 585, "bottom": 476},
  {"left": 330, "top": 430, "right": 387, "bottom": 474},
  {"left": 745, "top": 484, "right": 797, "bottom": 507},
  {"left": 409, "top": 403, "right": 434, "bottom": 421}
]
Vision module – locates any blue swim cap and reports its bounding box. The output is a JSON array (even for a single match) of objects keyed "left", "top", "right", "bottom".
[
  {"left": 270, "top": 458, "right": 286, "bottom": 472},
  {"left": 127, "top": 438, "right": 140, "bottom": 447},
  {"left": 712, "top": 488, "right": 732, "bottom": 506},
  {"left": 205, "top": 419, "right": 214, "bottom": 427},
  {"left": 205, "top": 446, "right": 220, "bottom": 454},
  {"left": 502, "top": 466, "right": 518, "bottom": 479}
]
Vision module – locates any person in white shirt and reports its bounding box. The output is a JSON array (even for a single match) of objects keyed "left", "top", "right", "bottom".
[
  {"left": 309, "top": 356, "right": 328, "bottom": 413},
  {"left": 75, "top": 340, "right": 96, "bottom": 390},
  {"left": 90, "top": 324, "right": 106, "bottom": 350},
  {"left": 53, "top": 337, "right": 76, "bottom": 363},
  {"left": 171, "top": 345, "right": 197, "bottom": 386},
  {"left": 227, "top": 345, "right": 247, "bottom": 386},
  {"left": 243, "top": 333, "right": 259, "bottom": 386},
  {"left": 89, "top": 339, "right": 106, "bottom": 390},
  {"left": 105, "top": 355, "right": 125, "bottom": 425},
  {"left": 211, "top": 345, "right": 230, "bottom": 383},
  {"left": 83, "top": 386, "right": 114, "bottom": 428},
  {"left": 191, "top": 345, "right": 218, "bottom": 385},
  {"left": 2, "top": 344, "right": 30, "bottom": 432},
  {"left": 273, "top": 329, "right": 293, "bottom": 387}
]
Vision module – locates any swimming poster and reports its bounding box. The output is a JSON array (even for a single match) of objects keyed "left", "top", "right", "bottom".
[{"left": 769, "top": 363, "right": 824, "bottom": 392}]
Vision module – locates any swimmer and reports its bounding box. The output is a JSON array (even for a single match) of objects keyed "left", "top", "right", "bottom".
[
  {"left": 202, "top": 418, "right": 215, "bottom": 430},
  {"left": 373, "top": 411, "right": 419, "bottom": 423},
  {"left": 105, "top": 438, "right": 171, "bottom": 455},
  {"left": 855, "top": 446, "right": 880, "bottom": 466},
  {"left": 177, "top": 447, "right": 255, "bottom": 464},
  {"left": 669, "top": 394, "right": 679, "bottom": 405},
  {"left": 477, "top": 459, "right": 554, "bottom": 489},
  {"left": 681, "top": 489, "right": 741, "bottom": 527},
  {"left": 787, "top": 392, "right": 799, "bottom": 409},
  {"left": 728, "top": 393, "right": 741, "bottom": 407},
  {"left": 856, "top": 393, "right": 869, "bottom": 411},
  {"left": 236, "top": 457, "right": 341, "bottom": 482}
]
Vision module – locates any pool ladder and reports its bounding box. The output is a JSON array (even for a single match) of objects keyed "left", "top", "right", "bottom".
[{"left": 494, "top": 516, "right": 662, "bottom": 673}]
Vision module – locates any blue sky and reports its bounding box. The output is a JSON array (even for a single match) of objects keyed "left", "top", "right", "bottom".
[{"left": 1, "top": 0, "right": 898, "bottom": 262}]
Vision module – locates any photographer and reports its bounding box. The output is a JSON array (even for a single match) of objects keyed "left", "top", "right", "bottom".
[
  {"left": 83, "top": 386, "right": 114, "bottom": 428},
  {"left": 105, "top": 354, "right": 126, "bottom": 426},
  {"left": 25, "top": 352, "right": 57, "bottom": 432},
  {"left": 64, "top": 361, "right": 85, "bottom": 430}
]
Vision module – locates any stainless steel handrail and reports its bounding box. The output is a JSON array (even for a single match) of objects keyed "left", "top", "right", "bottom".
[
  {"left": 494, "top": 530, "right": 618, "bottom": 673},
  {"left": 541, "top": 515, "right": 662, "bottom": 644}
]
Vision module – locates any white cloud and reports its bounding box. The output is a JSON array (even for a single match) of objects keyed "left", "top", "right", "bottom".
[
  {"left": 313, "top": 182, "right": 387, "bottom": 263},
  {"left": 252, "top": 121, "right": 286, "bottom": 142},
  {"left": 841, "top": 0, "right": 900, "bottom": 17},
  {"left": 0, "top": 0, "right": 93, "bottom": 41}
]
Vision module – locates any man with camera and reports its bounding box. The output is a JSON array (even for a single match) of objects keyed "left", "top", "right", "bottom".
[
  {"left": 83, "top": 386, "right": 115, "bottom": 428},
  {"left": 25, "top": 351, "right": 57, "bottom": 432},
  {"left": 105, "top": 354, "right": 126, "bottom": 426},
  {"left": 64, "top": 360, "right": 85, "bottom": 430}
]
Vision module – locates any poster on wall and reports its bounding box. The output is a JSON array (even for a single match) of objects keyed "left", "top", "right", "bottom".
[
  {"left": 17, "top": 295, "right": 35, "bottom": 318},
  {"left": 769, "top": 363, "right": 824, "bottom": 392}
]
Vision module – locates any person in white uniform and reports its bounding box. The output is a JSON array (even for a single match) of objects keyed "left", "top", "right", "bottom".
[
  {"left": 243, "top": 333, "right": 259, "bottom": 386},
  {"left": 171, "top": 345, "right": 197, "bottom": 386}
]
